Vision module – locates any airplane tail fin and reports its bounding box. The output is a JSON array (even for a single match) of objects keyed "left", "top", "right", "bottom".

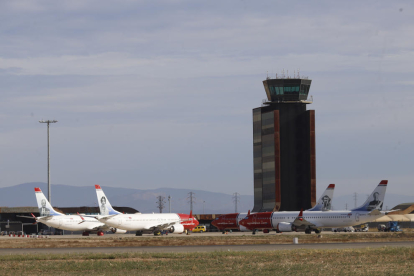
[
  {"left": 34, "top": 188, "right": 63, "bottom": 216},
  {"left": 95, "top": 185, "right": 121, "bottom": 215},
  {"left": 352, "top": 180, "right": 388, "bottom": 211},
  {"left": 308, "top": 184, "right": 335, "bottom": 211}
]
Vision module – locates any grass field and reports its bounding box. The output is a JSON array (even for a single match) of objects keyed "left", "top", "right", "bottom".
[
  {"left": 0, "top": 231, "right": 413, "bottom": 249},
  {"left": 0, "top": 247, "right": 413, "bottom": 275}
]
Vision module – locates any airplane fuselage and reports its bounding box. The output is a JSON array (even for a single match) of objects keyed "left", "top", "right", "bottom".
[
  {"left": 38, "top": 215, "right": 106, "bottom": 232},
  {"left": 241, "top": 210, "right": 384, "bottom": 230},
  {"left": 211, "top": 213, "right": 249, "bottom": 231},
  {"left": 101, "top": 213, "right": 198, "bottom": 231}
]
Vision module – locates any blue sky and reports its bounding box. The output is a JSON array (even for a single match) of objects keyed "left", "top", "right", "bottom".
[{"left": 0, "top": 1, "right": 413, "bottom": 197}]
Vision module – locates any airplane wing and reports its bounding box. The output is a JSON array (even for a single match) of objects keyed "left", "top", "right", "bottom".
[
  {"left": 147, "top": 220, "right": 180, "bottom": 232},
  {"left": 292, "top": 209, "right": 316, "bottom": 228}
]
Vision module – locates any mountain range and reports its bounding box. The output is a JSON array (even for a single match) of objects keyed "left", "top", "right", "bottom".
[
  {"left": 0, "top": 182, "right": 253, "bottom": 214},
  {"left": 0, "top": 182, "right": 412, "bottom": 214}
]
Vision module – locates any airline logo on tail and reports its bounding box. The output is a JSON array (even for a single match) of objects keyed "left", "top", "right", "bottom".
[
  {"left": 308, "top": 184, "right": 335, "bottom": 211},
  {"left": 352, "top": 180, "right": 388, "bottom": 212},
  {"left": 34, "top": 188, "right": 63, "bottom": 217},
  {"left": 95, "top": 185, "right": 121, "bottom": 215}
]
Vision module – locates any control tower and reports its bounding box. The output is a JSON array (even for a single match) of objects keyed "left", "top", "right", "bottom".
[{"left": 252, "top": 76, "right": 316, "bottom": 212}]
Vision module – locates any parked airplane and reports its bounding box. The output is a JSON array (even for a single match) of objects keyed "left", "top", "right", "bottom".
[
  {"left": 211, "top": 184, "right": 335, "bottom": 233},
  {"left": 239, "top": 180, "right": 388, "bottom": 234},
  {"left": 22, "top": 187, "right": 127, "bottom": 236},
  {"left": 94, "top": 185, "right": 199, "bottom": 236}
]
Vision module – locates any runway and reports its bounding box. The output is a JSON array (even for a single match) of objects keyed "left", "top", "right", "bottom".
[{"left": 1, "top": 241, "right": 413, "bottom": 255}]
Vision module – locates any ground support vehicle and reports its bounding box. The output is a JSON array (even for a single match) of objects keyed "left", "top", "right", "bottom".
[
  {"left": 378, "top": 221, "right": 401, "bottom": 232},
  {"left": 354, "top": 224, "right": 369, "bottom": 232}
]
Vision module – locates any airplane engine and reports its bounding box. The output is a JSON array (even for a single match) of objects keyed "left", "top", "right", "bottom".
[
  {"left": 276, "top": 222, "right": 296, "bottom": 232},
  {"left": 111, "top": 228, "right": 127, "bottom": 234},
  {"left": 169, "top": 224, "right": 184, "bottom": 233}
]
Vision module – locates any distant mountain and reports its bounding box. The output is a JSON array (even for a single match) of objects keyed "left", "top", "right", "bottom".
[{"left": 0, "top": 182, "right": 253, "bottom": 214}]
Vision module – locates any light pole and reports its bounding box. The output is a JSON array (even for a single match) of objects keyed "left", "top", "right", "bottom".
[{"left": 39, "top": 120, "right": 58, "bottom": 204}]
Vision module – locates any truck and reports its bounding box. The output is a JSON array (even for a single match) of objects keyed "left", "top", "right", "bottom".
[{"left": 377, "top": 221, "right": 401, "bottom": 232}]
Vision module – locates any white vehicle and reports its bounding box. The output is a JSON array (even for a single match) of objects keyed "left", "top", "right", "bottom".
[
  {"left": 94, "top": 185, "right": 199, "bottom": 236},
  {"left": 240, "top": 180, "right": 389, "bottom": 234},
  {"left": 23, "top": 187, "right": 127, "bottom": 236}
]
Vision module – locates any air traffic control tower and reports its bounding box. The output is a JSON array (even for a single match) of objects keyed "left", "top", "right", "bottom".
[{"left": 252, "top": 76, "right": 316, "bottom": 212}]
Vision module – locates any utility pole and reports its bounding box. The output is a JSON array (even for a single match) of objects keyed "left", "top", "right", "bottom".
[
  {"left": 39, "top": 119, "right": 58, "bottom": 204},
  {"left": 353, "top": 192, "right": 357, "bottom": 208},
  {"left": 233, "top": 192, "right": 240, "bottom": 213},
  {"left": 156, "top": 196, "right": 166, "bottom": 213},
  {"left": 168, "top": 195, "right": 171, "bottom": 213},
  {"left": 187, "top": 192, "right": 196, "bottom": 212},
  {"left": 345, "top": 203, "right": 348, "bottom": 210},
  {"left": 203, "top": 200, "right": 205, "bottom": 214}
]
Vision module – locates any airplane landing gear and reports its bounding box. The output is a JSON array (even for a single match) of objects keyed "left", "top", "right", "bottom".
[
  {"left": 305, "top": 228, "right": 312, "bottom": 234},
  {"left": 136, "top": 231, "right": 143, "bottom": 236},
  {"left": 252, "top": 229, "right": 256, "bottom": 235},
  {"left": 314, "top": 229, "right": 321, "bottom": 234},
  {"left": 82, "top": 231, "right": 90, "bottom": 236}
]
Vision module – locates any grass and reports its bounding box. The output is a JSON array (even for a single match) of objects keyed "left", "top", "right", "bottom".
[
  {"left": 1, "top": 247, "right": 414, "bottom": 275},
  {"left": 0, "top": 232, "right": 413, "bottom": 249}
]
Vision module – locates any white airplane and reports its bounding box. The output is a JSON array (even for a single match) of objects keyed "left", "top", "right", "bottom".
[
  {"left": 24, "top": 187, "right": 127, "bottom": 236},
  {"left": 240, "top": 180, "right": 389, "bottom": 234},
  {"left": 94, "top": 185, "right": 199, "bottom": 236},
  {"left": 211, "top": 183, "right": 335, "bottom": 233}
]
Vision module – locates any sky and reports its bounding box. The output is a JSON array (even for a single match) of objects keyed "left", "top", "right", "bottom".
[{"left": 0, "top": 1, "right": 413, "bottom": 198}]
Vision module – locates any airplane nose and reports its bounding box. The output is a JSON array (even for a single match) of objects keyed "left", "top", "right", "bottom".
[{"left": 211, "top": 219, "right": 218, "bottom": 227}]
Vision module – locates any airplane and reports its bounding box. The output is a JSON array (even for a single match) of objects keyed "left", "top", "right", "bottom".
[
  {"left": 94, "top": 185, "right": 199, "bottom": 236},
  {"left": 211, "top": 184, "right": 335, "bottom": 233},
  {"left": 22, "top": 187, "right": 127, "bottom": 236},
  {"left": 239, "top": 180, "right": 388, "bottom": 234}
]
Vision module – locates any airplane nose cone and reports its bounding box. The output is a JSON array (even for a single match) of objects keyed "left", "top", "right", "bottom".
[{"left": 211, "top": 220, "right": 217, "bottom": 227}]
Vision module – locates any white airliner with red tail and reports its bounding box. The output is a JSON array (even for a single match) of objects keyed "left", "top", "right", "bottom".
[
  {"left": 211, "top": 183, "right": 336, "bottom": 233},
  {"left": 239, "top": 180, "right": 388, "bottom": 234},
  {"left": 94, "top": 185, "right": 199, "bottom": 236},
  {"left": 27, "top": 187, "right": 127, "bottom": 236}
]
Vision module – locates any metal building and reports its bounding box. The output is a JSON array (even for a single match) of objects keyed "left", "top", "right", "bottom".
[{"left": 252, "top": 77, "right": 316, "bottom": 212}]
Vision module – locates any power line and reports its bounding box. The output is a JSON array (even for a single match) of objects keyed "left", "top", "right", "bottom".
[
  {"left": 39, "top": 119, "right": 58, "bottom": 204},
  {"left": 187, "top": 192, "right": 196, "bottom": 212},
  {"left": 233, "top": 192, "right": 240, "bottom": 213},
  {"left": 156, "top": 196, "right": 166, "bottom": 213},
  {"left": 168, "top": 195, "right": 171, "bottom": 213}
]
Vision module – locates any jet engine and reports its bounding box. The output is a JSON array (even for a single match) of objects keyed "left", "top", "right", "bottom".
[
  {"left": 111, "top": 228, "right": 127, "bottom": 234},
  {"left": 169, "top": 224, "right": 184, "bottom": 233},
  {"left": 276, "top": 222, "right": 296, "bottom": 232}
]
